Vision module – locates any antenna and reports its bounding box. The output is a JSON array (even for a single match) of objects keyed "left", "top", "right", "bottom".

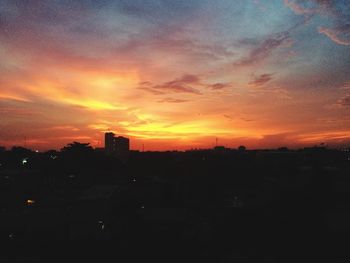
[
  {"left": 142, "top": 143, "right": 145, "bottom": 152},
  {"left": 216, "top": 137, "right": 218, "bottom": 147}
]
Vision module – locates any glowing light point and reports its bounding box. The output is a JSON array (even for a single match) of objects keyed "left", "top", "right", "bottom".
[{"left": 27, "top": 199, "right": 35, "bottom": 205}]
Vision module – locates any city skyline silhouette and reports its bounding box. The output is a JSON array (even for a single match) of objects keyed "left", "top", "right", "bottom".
[{"left": 1, "top": 1, "right": 350, "bottom": 262}]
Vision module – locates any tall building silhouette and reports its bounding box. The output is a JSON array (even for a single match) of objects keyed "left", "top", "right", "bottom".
[
  {"left": 115, "top": 136, "right": 130, "bottom": 157},
  {"left": 105, "top": 132, "right": 116, "bottom": 153},
  {"left": 104, "top": 132, "right": 130, "bottom": 157}
]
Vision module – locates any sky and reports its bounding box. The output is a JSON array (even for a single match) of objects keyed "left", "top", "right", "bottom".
[{"left": 0, "top": 0, "right": 350, "bottom": 151}]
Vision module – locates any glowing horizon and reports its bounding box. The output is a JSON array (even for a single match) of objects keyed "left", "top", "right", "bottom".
[{"left": 1, "top": 0, "right": 350, "bottom": 151}]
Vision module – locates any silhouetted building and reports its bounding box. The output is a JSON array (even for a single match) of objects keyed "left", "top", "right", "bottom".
[
  {"left": 115, "top": 136, "right": 130, "bottom": 157},
  {"left": 104, "top": 132, "right": 130, "bottom": 157},
  {"left": 105, "top": 132, "right": 116, "bottom": 153}
]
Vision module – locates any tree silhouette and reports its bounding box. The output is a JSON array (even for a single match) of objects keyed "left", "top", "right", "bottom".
[
  {"left": 60, "top": 142, "right": 93, "bottom": 155},
  {"left": 59, "top": 142, "right": 95, "bottom": 172}
]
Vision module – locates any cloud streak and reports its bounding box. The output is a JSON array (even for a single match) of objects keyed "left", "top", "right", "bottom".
[
  {"left": 157, "top": 98, "right": 189, "bottom": 103},
  {"left": 284, "top": 0, "right": 315, "bottom": 14},
  {"left": 249, "top": 73, "right": 274, "bottom": 87},
  {"left": 139, "top": 74, "right": 202, "bottom": 95},
  {"left": 318, "top": 25, "right": 350, "bottom": 46},
  {"left": 233, "top": 31, "right": 292, "bottom": 67},
  {"left": 209, "top": 83, "right": 232, "bottom": 90},
  {"left": 285, "top": 0, "right": 350, "bottom": 45}
]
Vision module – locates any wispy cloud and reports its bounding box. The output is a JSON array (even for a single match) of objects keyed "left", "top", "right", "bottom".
[
  {"left": 139, "top": 74, "right": 202, "bottom": 95},
  {"left": 157, "top": 97, "right": 189, "bottom": 103},
  {"left": 139, "top": 74, "right": 233, "bottom": 95},
  {"left": 285, "top": 0, "right": 350, "bottom": 45},
  {"left": 233, "top": 31, "right": 292, "bottom": 67},
  {"left": 249, "top": 73, "right": 274, "bottom": 87},
  {"left": 284, "top": 0, "right": 315, "bottom": 14},
  {"left": 318, "top": 25, "right": 350, "bottom": 46},
  {"left": 209, "top": 83, "right": 232, "bottom": 90}
]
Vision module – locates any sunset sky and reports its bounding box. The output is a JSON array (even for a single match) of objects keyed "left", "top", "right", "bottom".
[{"left": 1, "top": 0, "right": 350, "bottom": 151}]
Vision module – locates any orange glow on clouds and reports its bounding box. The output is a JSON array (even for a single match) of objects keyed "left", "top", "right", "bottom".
[{"left": 1, "top": 0, "right": 350, "bottom": 150}]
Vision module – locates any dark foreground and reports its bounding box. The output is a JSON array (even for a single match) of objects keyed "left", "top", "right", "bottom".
[{"left": 1, "top": 146, "right": 350, "bottom": 262}]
